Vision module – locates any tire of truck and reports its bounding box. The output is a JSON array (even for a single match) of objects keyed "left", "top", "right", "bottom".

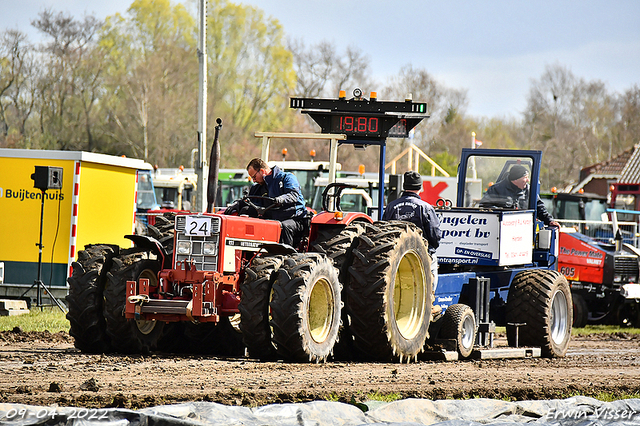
[
  {"left": 347, "top": 221, "right": 432, "bottom": 362},
  {"left": 617, "top": 299, "right": 640, "bottom": 328},
  {"left": 439, "top": 304, "right": 477, "bottom": 359},
  {"left": 238, "top": 255, "right": 284, "bottom": 360},
  {"left": 572, "top": 292, "right": 588, "bottom": 328},
  {"left": 505, "top": 269, "right": 572, "bottom": 358},
  {"left": 103, "top": 251, "right": 166, "bottom": 354},
  {"left": 309, "top": 221, "right": 371, "bottom": 360},
  {"left": 66, "top": 245, "right": 116, "bottom": 353},
  {"left": 184, "top": 315, "right": 245, "bottom": 356},
  {"left": 270, "top": 253, "right": 341, "bottom": 362}
]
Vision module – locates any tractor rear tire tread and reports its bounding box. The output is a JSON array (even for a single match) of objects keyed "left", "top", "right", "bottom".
[
  {"left": 103, "top": 253, "right": 166, "bottom": 354},
  {"left": 572, "top": 293, "right": 589, "bottom": 328},
  {"left": 66, "top": 245, "right": 115, "bottom": 353},
  {"left": 238, "top": 255, "right": 284, "bottom": 360},
  {"left": 270, "top": 253, "right": 341, "bottom": 362},
  {"left": 309, "top": 221, "right": 370, "bottom": 360},
  {"left": 347, "top": 222, "right": 432, "bottom": 362}
]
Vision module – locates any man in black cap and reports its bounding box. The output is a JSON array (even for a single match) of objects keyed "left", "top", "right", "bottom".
[
  {"left": 480, "top": 164, "right": 559, "bottom": 228},
  {"left": 383, "top": 171, "right": 442, "bottom": 291}
]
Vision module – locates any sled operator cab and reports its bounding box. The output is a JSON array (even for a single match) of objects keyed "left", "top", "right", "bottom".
[{"left": 430, "top": 148, "right": 571, "bottom": 359}]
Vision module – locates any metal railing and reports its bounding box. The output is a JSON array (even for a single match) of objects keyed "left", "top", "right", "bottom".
[{"left": 557, "top": 219, "right": 639, "bottom": 247}]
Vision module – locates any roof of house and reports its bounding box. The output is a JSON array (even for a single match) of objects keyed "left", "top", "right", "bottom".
[
  {"left": 572, "top": 145, "right": 638, "bottom": 192},
  {"left": 619, "top": 144, "right": 640, "bottom": 183},
  {"left": 581, "top": 145, "right": 636, "bottom": 177}
]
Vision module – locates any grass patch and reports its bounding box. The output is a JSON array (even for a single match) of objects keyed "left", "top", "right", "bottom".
[
  {"left": 499, "top": 325, "right": 640, "bottom": 336},
  {"left": 557, "top": 390, "right": 640, "bottom": 401},
  {"left": 365, "top": 391, "right": 402, "bottom": 402},
  {"left": 572, "top": 325, "right": 640, "bottom": 336},
  {"left": 0, "top": 306, "right": 68, "bottom": 333}
]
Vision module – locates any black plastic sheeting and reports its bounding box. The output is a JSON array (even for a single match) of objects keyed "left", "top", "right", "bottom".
[{"left": 2, "top": 396, "right": 640, "bottom": 426}]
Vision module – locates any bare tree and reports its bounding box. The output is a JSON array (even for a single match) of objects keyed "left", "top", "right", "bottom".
[
  {"left": 32, "top": 9, "right": 105, "bottom": 151},
  {"left": 523, "top": 64, "right": 618, "bottom": 188},
  {"left": 289, "top": 39, "right": 374, "bottom": 98},
  {"left": 615, "top": 85, "right": 640, "bottom": 149},
  {"left": 0, "top": 29, "right": 37, "bottom": 146},
  {"left": 381, "top": 64, "right": 470, "bottom": 168}
]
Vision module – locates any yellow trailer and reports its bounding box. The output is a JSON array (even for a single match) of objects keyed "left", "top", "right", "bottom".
[{"left": 0, "top": 149, "right": 151, "bottom": 302}]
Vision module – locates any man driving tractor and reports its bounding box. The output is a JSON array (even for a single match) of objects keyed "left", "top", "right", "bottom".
[{"left": 227, "top": 158, "right": 307, "bottom": 247}]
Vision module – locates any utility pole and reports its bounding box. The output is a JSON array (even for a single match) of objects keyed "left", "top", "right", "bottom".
[{"left": 195, "top": 0, "right": 208, "bottom": 212}]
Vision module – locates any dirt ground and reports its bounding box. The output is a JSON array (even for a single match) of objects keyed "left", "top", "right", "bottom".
[{"left": 1, "top": 329, "right": 639, "bottom": 409}]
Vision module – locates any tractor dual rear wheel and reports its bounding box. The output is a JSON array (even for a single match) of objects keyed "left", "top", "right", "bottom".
[
  {"left": 506, "top": 269, "right": 572, "bottom": 358},
  {"left": 66, "top": 244, "right": 116, "bottom": 353},
  {"left": 270, "top": 253, "right": 341, "bottom": 362},
  {"left": 310, "top": 221, "right": 371, "bottom": 360},
  {"left": 347, "top": 221, "right": 432, "bottom": 362}
]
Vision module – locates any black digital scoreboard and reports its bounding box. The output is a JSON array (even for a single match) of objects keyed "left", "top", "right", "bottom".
[
  {"left": 289, "top": 89, "right": 429, "bottom": 219},
  {"left": 290, "top": 90, "right": 428, "bottom": 140}
]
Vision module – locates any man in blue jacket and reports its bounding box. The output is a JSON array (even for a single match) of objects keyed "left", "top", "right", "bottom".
[
  {"left": 383, "top": 171, "right": 442, "bottom": 291},
  {"left": 246, "top": 158, "right": 307, "bottom": 247}
]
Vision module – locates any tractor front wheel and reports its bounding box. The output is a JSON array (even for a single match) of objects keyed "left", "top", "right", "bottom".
[
  {"left": 439, "top": 304, "right": 476, "bottom": 359},
  {"left": 572, "top": 292, "right": 588, "bottom": 328},
  {"left": 103, "top": 251, "right": 166, "bottom": 354}
]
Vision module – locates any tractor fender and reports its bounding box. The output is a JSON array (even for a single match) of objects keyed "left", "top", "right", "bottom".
[
  {"left": 257, "top": 242, "right": 298, "bottom": 256},
  {"left": 311, "top": 211, "right": 373, "bottom": 226},
  {"left": 125, "top": 234, "right": 167, "bottom": 268}
]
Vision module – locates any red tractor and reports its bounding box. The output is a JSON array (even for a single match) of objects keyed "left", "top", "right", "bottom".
[{"left": 66, "top": 91, "right": 435, "bottom": 363}]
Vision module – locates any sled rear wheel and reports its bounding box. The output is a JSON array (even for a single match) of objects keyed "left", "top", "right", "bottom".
[{"left": 506, "top": 269, "right": 572, "bottom": 357}]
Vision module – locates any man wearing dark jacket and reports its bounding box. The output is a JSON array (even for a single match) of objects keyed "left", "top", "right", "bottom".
[
  {"left": 479, "top": 164, "right": 559, "bottom": 228},
  {"left": 245, "top": 158, "right": 307, "bottom": 246},
  {"left": 383, "top": 171, "right": 442, "bottom": 291}
]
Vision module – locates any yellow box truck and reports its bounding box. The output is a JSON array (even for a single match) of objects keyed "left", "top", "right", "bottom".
[{"left": 0, "top": 148, "right": 152, "bottom": 303}]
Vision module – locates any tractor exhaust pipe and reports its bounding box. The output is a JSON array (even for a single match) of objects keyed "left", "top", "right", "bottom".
[
  {"left": 206, "top": 118, "right": 223, "bottom": 213},
  {"left": 615, "top": 228, "right": 623, "bottom": 252}
]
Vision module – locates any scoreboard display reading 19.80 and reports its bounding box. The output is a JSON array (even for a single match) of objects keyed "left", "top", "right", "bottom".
[
  {"left": 290, "top": 89, "right": 429, "bottom": 140},
  {"left": 331, "top": 114, "right": 382, "bottom": 137}
]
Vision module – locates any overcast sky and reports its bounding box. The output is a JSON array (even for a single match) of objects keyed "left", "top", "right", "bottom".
[{"left": 2, "top": 0, "right": 639, "bottom": 118}]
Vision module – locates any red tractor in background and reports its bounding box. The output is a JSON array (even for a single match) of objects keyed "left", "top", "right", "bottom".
[{"left": 542, "top": 191, "right": 640, "bottom": 327}]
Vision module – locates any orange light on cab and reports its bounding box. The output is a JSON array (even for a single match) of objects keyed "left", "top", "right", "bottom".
[
  {"left": 551, "top": 187, "right": 557, "bottom": 193},
  {"left": 578, "top": 188, "right": 584, "bottom": 194},
  {"left": 610, "top": 185, "right": 615, "bottom": 192},
  {"left": 370, "top": 92, "right": 377, "bottom": 101},
  {"left": 333, "top": 211, "right": 344, "bottom": 221},
  {"left": 309, "top": 149, "right": 316, "bottom": 159},
  {"left": 339, "top": 90, "right": 346, "bottom": 100},
  {"left": 358, "top": 164, "right": 365, "bottom": 176},
  {"left": 282, "top": 148, "right": 288, "bottom": 159}
]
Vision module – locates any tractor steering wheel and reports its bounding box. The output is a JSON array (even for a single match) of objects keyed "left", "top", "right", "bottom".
[{"left": 242, "top": 195, "right": 280, "bottom": 217}]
